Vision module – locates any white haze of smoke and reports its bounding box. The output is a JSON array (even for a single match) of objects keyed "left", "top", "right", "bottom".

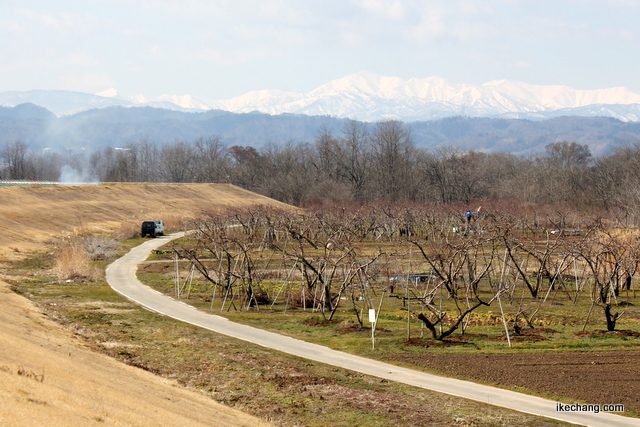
[{"left": 58, "top": 164, "right": 99, "bottom": 185}]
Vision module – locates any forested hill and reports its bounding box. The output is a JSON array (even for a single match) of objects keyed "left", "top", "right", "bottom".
[
  {"left": 2, "top": 103, "right": 640, "bottom": 155},
  {"left": 411, "top": 116, "right": 640, "bottom": 156}
]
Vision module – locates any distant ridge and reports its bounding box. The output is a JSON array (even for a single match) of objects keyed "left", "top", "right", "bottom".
[
  {"left": 2, "top": 103, "right": 640, "bottom": 157},
  {"left": 1, "top": 72, "right": 640, "bottom": 122}
]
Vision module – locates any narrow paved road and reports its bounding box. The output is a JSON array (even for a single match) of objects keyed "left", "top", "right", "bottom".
[{"left": 106, "top": 233, "right": 640, "bottom": 427}]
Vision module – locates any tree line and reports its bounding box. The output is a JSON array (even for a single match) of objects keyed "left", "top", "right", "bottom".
[{"left": 2, "top": 119, "right": 640, "bottom": 218}]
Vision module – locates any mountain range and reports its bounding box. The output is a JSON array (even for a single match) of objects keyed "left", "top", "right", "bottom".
[
  {"left": 2, "top": 102, "right": 640, "bottom": 157},
  {"left": 2, "top": 71, "right": 640, "bottom": 122}
]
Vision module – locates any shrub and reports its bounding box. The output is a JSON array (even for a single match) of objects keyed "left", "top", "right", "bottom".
[
  {"left": 53, "top": 237, "right": 97, "bottom": 280},
  {"left": 53, "top": 235, "right": 121, "bottom": 280}
]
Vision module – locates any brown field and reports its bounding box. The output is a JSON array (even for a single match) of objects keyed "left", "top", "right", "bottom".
[
  {"left": 0, "top": 183, "right": 286, "bottom": 427},
  {"left": 388, "top": 349, "right": 640, "bottom": 414}
]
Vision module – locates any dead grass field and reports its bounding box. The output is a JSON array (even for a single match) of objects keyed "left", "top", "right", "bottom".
[
  {"left": 0, "top": 183, "right": 285, "bottom": 427},
  {"left": 0, "top": 183, "right": 291, "bottom": 255}
]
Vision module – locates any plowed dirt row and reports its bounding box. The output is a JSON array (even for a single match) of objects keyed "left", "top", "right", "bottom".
[{"left": 388, "top": 350, "right": 640, "bottom": 414}]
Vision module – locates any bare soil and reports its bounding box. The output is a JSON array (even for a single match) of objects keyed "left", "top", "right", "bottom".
[
  {"left": 0, "top": 183, "right": 285, "bottom": 427},
  {"left": 387, "top": 347, "right": 640, "bottom": 414}
]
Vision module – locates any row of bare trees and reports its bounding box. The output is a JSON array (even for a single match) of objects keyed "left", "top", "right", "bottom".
[
  {"left": 0, "top": 140, "right": 64, "bottom": 181},
  {"left": 5, "top": 120, "right": 640, "bottom": 217},
  {"left": 170, "top": 205, "right": 639, "bottom": 339}
]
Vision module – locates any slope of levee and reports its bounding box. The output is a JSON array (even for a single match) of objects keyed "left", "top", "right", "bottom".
[{"left": 0, "top": 182, "right": 289, "bottom": 427}]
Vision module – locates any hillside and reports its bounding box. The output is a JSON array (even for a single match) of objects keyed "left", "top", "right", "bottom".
[
  {"left": 3, "top": 103, "right": 640, "bottom": 156},
  {"left": 0, "top": 183, "right": 287, "bottom": 426},
  {"left": 0, "top": 104, "right": 347, "bottom": 153},
  {"left": 0, "top": 183, "right": 289, "bottom": 254}
]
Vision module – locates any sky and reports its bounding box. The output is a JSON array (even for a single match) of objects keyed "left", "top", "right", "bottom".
[{"left": 1, "top": 0, "right": 640, "bottom": 100}]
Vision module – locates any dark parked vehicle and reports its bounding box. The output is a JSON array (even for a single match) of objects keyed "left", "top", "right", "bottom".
[
  {"left": 390, "top": 273, "right": 434, "bottom": 283},
  {"left": 141, "top": 220, "right": 165, "bottom": 237}
]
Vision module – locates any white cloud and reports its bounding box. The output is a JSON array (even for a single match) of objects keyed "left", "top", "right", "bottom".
[
  {"left": 16, "top": 8, "right": 112, "bottom": 35},
  {"left": 600, "top": 27, "right": 638, "bottom": 41},
  {"left": 582, "top": 0, "right": 640, "bottom": 5},
  {"left": 339, "top": 31, "right": 369, "bottom": 49},
  {"left": 527, "top": 16, "right": 590, "bottom": 40},
  {"left": 400, "top": 1, "right": 498, "bottom": 43},
  {"left": 3, "top": 0, "right": 640, "bottom": 96},
  {"left": 149, "top": 45, "right": 162, "bottom": 59},
  {"left": 409, "top": 5, "right": 448, "bottom": 42},
  {"left": 358, "top": 0, "right": 407, "bottom": 20},
  {"left": 16, "top": 8, "right": 66, "bottom": 31}
]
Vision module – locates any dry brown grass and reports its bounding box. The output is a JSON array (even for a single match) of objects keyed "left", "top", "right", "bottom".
[
  {"left": 0, "top": 183, "right": 290, "bottom": 255},
  {"left": 0, "top": 183, "right": 289, "bottom": 427},
  {"left": 113, "top": 220, "right": 142, "bottom": 240},
  {"left": 53, "top": 237, "right": 98, "bottom": 280},
  {"left": 0, "top": 277, "right": 274, "bottom": 427},
  {"left": 53, "top": 234, "right": 121, "bottom": 280}
]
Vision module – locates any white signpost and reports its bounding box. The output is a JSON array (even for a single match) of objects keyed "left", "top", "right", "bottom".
[{"left": 369, "top": 308, "right": 376, "bottom": 350}]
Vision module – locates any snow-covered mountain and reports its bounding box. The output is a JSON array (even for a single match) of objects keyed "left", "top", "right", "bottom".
[
  {"left": 3, "top": 71, "right": 640, "bottom": 122},
  {"left": 206, "top": 71, "right": 640, "bottom": 121}
]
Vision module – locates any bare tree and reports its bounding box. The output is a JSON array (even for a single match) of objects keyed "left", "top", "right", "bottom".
[
  {"left": 228, "top": 145, "right": 265, "bottom": 190},
  {"left": 261, "top": 143, "right": 319, "bottom": 205},
  {"left": 338, "top": 119, "right": 370, "bottom": 201},
  {"left": 410, "top": 230, "right": 499, "bottom": 340},
  {"left": 1, "top": 141, "right": 36, "bottom": 180},
  {"left": 574, "top": 226, "right": 639, "bottom": 331},
  {"left": 193, "top": 135, "right": 229, "bottom": 182},
  {"left": 159, "top": 141, "right": 196, "bottom": 182},
  {"left": 370, "top": 120, "right": 416, "bottom": 201},
  {"left": 314, "top": 127, "right": 341, "bottom": 181},
  {"left": 131, "top": 137, "right": 161, "bottom": 182},
  {"left": 535, "top": 141, "right": 593, "bottom": 207}
]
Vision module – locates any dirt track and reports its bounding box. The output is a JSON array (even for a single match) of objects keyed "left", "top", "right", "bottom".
[{"left": 0, "top": 183, "right": 284, "bottom": 427}]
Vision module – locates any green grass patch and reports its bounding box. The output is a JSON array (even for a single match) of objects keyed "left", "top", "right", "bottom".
[{"left": 139, "top": 263, "right": 640, "bottom": 356}]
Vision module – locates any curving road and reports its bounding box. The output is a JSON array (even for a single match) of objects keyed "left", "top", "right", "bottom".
[{"left": 106, "top": 233, "right": 640, "bottom": 427}]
